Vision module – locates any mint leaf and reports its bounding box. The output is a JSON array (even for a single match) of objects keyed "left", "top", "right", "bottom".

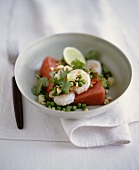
[
  {"left": 71, "top": 59, "right": 85, "bottom": 69},
  {"left": 31, "top": 75, "right": 49, "bottom": 96}
]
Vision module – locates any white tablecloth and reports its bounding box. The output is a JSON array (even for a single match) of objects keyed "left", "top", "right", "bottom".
[{"left": 0, "top": 0, "right": 139, "bottom": 169}]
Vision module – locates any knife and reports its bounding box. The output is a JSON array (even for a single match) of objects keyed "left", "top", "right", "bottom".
[{"left": 12, "top": 77, "right": 23, "bottom": 129}]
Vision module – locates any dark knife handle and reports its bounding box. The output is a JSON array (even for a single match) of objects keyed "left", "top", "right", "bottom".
[{"left": 12, "top": 77, "right": 23, "bottom": 129}]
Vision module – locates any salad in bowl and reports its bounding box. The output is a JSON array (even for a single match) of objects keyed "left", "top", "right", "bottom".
[{"left": 32, "top": 47, "right": 115, "bottom": 112}]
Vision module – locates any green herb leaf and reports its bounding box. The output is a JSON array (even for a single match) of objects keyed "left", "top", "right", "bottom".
[
  {"left": 62, "top": 81, "right": 71, "bottom": 94},
  {"left": 85, "top": 50, "right": 100, "bottom": 60},
  {"left": 61, "top": 55, "right": 67, "bottom": 65},
  {"left": 98, "top": 75, "right": 109, "bottom": 89},
  {"left": 42, "top": 77, "right": 49, "bottom": 87},
  {"left": 49, "top": 71, "right": 56, "bottom": 77},
  {"left": 71, "top": 59, "right": 85, "bottom": 69},
  {"left": 101, "top": 63, "right": 113, "bottom": 79},
  {"left": 31, "top": 75, "right": 49, "bottom": 96},
  {"left": 50, "top": 69, "right": 71, "bottom": 94},
  {"left": 45, "top": 93, "right": 52, "bottom": 101},
  {"left": 31, "top": 79, "right": 43, "bottom": 96}
]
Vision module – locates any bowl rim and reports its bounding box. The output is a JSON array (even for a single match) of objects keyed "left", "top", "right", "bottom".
[{"left": 15, "top": 33, "right": 133, "bottom": 118}]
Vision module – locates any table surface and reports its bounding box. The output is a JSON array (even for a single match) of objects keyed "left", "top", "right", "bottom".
[{"left": 1, "top": 0, "right": 139, "bottom": 169}]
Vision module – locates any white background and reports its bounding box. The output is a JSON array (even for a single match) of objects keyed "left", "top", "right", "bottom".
[{"left": 0, "top": 0, "right": 139, "bottom": 169}]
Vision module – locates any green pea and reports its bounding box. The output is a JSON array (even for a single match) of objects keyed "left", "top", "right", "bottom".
[
  {"left": 78, "top": 74, "right": 82, "bottom": 79},
  {"left": 62, "top": 108, "right": 66, "bottom": 111},
  {"left": 66, "top": 108, "right": 71, "bottom": 112},
  {"left": 52, "top": 107, "right": 55, "bottom": 110},
  {"left": 77, "top": 103, "right": 82, "bottom": 108},
  {"left": 50, "top": 101, "right": 55, "bottom": 107},
  {"left": 78, "top": 82, "right": 83, "bottom": 87},
  {"left": 57, "top": 106, "right": 61, "bottom": 110},
  {"left": 83, "top": 68, "right": 88, "bottom": 72},
  {"left": 90, "top": 75, "right": 93, "bottom": 79},
  {"left": 48, "top": 105, "right": 51, "bottom": 108},
  {"left": 72, "top": 105, "right": 77, "bottom": 111},
  {"left": 46, "top": 101, "right": 50, "bottom": 106},
  {"left": 83, "top": 106, "right": 88, "bottom": 111},
  {"left": 82, "top": 103, "right": 87, "bottom": 108},
  {"left": 82, "top": 79, "right": 86, "bottom": 84},
  {"left": 70, "top": 82, "right": 74, "bottom": 87},
  {"left": 90, "top": 84, "right": 93, "bottom": 87}
]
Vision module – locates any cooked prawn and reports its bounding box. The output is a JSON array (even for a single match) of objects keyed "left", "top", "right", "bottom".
[
  {"left": 67, "top": 69, "right": 90, "bottom": 94},
  {"left": 86, "top": 59, "right": 102, "bottom": 75},
  {"left": 54, "top": 92, "right": 75, "bottom": 106}
]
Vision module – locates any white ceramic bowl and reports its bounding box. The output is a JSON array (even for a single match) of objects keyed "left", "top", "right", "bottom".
[{"left": 15, "top": 33, "right": 132, "bottom": 119}]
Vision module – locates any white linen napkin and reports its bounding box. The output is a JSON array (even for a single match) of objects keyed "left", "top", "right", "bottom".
[
  {"left": 61, "top": 83, "right": 139, "bottom": 147},
  {"left": 0, "top": 0, "right": 139, "bottom": 147}
]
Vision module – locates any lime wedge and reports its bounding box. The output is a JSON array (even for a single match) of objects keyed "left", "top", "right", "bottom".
[{"left": 63, "top": 47, "right": 86, "bottom": 66}]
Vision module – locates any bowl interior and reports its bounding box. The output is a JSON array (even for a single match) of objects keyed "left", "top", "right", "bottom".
[{"left": 15, "top": 33, "right": 132, "bottom": 119}]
